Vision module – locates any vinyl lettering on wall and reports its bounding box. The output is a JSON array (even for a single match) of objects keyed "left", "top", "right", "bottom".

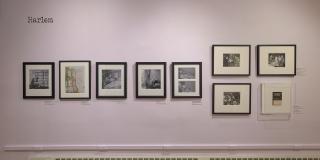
[{"left": 27, "top": 16, "right": 53, "bottom": 24}]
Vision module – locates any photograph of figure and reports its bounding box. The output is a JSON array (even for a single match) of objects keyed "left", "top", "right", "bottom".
[
  {"left": 268, "top": 53, "right": 285, "bottom": 67},
  {"left": 223, "top": 53, "right": 240, "bottom": 67},
  {"left": 141, "top": 69, "right": 161, "bottom": 89},
  {"left": 223, "top": 92, "right": 240, "bottom": 105},
  {"left": 102, "top": 69, "right": 121, "bottom": 89},
  {"left": 272, "top": 92, "right": 282, "bottom": 106},
  {"left": 178, "top": 68, "right": 195, "bottom": 79},
  {"left": 178, "top": 81, "right": 195, "bottom": 92},
  {"left": 65, "top": 66, "right": 85, "bottom": 93},
  {"left": 29, "top": 69, "right": 49, "bottom": 89}
]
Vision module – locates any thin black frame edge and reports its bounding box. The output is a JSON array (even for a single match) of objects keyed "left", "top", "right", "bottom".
[
  {"left": 171, "top": 62, "right": 202, "bottom": 98},
  {"left": 212, "top": 44, "right": 251, "bottom": 76},
  {"left": 212, "top": 83, "right": 252, "bottom": 115},
  {"left": 135, "top": 62, "right": 167, "bottom": 98},
  {"left": 96, "top": 62, "right": 127, "bottom": 99},
  {"left": 256, "top": 44, "right": 296, "bottom": 76},
  {"left": 59, "top": 60, "right": 91, "bottom": 100},
  {"left": 22, "top": 62, "right": 55, "bottom": 99}
]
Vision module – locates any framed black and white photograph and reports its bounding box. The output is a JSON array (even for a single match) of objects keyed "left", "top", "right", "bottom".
[
  {"left": 172, "top": 62, "right": 202, "bottom": 98},
  {"left": 59, "top": 61, "right": 91, "bottom": 99},
  {"left": 212, "top": 45, "right": 251, "bottom": 76},
  {"left": 261, "top": 83, "right": 292, "bottom": 114},
  {"left": 136, "top": 62, "right": 166, "bottom": 98},
  {"left": 23, "top": 62, "right": 55, "bottom": 99},
  {"left": 96, "top": 62, "right": 127, "bottom": 98},
  {"left": 212, "top": 83, "right": 251, "bottom": 114},
  {"left": 257, "top": 45, "right": 296, "bottom": 76}
]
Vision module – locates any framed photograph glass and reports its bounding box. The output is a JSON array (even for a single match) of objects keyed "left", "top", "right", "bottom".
[
  {"left": 172, "top": 62, "right": 202, "bottom": 98},
  {"left": 23, "top": 62, "right": 55, "bottom": 99},
  {"left": 96, "top": 62, "right": 127, "bottom": 98},
  {"left": 257, "top": 45, "right": 296, "bottom": 76},
  {"left": 212, "top": 45, "right": 251, "bottom": 76},
  {"left": 59, "top": 61, "right": 91, "bottom": 99},
  {"left": 136, "top": 62, "right": 166, "bottom": 98},
  {"left": 262, "top": 83, "right": 292, "bottom": 114},
  {"left": 212, "top": 83, "right": 251, "bottom": 114}
]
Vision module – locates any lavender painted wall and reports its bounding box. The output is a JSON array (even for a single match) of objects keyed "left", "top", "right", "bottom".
[{"left": 1, "top": 0, "right": 320, "bottom": 159}]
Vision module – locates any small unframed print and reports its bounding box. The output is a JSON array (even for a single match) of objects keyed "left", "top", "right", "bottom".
[
  {"left": 178, "top": 68, "right": 195, "bottom": 79},
  {"left": 272, "top": 92, "right": 282, "bottom": 106},
  {"left": 223, "top": 53, "right": 240, "bottom": 67},
  {"left": 29, "top": 69, "right": 49, "bottom": 89},
  {"left": 141, "top": 69, "right": 161, "bottom": 89},
  {"left": 102, "top": 69, "right": 121, "bottom": 89},
  {"left": 261, "top": 83, "right": 291, "bottom": 114},
  {"left": 268, "top": 53, "right": 285, "bottom": 67},
  {"left": 223, "top": 92, "right": 240, "bottom": 105},
  {"left": 178, "top": 81, "right": 195, "bottom": 92},
  {"left": 65, "top": 66, "right": 85, "bottom": 93}
]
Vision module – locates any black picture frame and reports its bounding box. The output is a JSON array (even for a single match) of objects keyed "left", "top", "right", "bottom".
[
  {"left": 23, "top": 62, "right": 55, "bottom": 99},
  {"left": 212, "top": 44, "right": 251, "bottom": 76},
  {"left": 96, "top": 62, "right": 127, "bottom": 98},
  {"left": 136, "top": 62, "right": 167, "bottom": 98},
  {"left": 171, "top": 62, "right": 202, "bottom": 98},
  {"left": 59, "top": 61, "right": 91, "bottom": 100},
  {"left": 212, "top": 83, "right": 251, "bottom": 114},
  {"left": 257, "top": 44, "right": 296, "bottom": 76}
]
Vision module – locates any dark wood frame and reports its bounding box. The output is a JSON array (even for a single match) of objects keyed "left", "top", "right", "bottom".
[
  {"left": 59, "top": 61, "right": 91, "bottom": 100},
  {"left": 96, "top": 62, "right": 127, "bottom": 98},
  {"left": 171, "top": 62, "right": 202, "bottom": 98},
  {"left": 212, "top": 83, "right": 251, "bottom": 114},
  {"left": 212, "top": 44, "right": 251, "bottom": 76},
  {"left": 23, "top": 62, "right": 55, "bottom": 99},
  {"left": 136, "top": 62, "right": 166, "bottom": 98},
  {"left": 257, "top": 44, "right": 296, "bottom": 76}
]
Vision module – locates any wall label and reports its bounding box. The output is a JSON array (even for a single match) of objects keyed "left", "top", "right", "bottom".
[{"left": 27, "top": 16, "right": 53, "bottom": 24}]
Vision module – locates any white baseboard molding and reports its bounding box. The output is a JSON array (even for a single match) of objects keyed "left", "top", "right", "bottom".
[{"left": 3, "top": 144, "right": 320, "bottom": 151}]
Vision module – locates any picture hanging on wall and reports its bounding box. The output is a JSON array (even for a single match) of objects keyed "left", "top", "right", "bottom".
[
  {"left": 96, "top": 62, "right": 127, "bottom": 98},
  {"left": 23, "top": 62, "right": 55, "bottom": 99},
  {"left": 261, "top": 83, "right": 292, "bottom": 114},
  {"left": 212, "top": 83, "right": 251, "bottom": 114},
  {"left": 172, "top": 62, "right": 202, "bottom": 98},
  {"left": 59, "top": 61, "right": 91, "bottom": 99},
  {"left": 136, "top": 62, "right": 166, "bottom": 98},
  {"left": 257, "top": 44, "right": 296, "bottom": 76},
  {"left": 212, "top": 45, "right": 251, "bottom": 76}
]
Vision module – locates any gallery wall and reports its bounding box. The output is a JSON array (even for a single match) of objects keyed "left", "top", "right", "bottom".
[{"left": 1, "top": 0, "right": 320, "bottom": 159}]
